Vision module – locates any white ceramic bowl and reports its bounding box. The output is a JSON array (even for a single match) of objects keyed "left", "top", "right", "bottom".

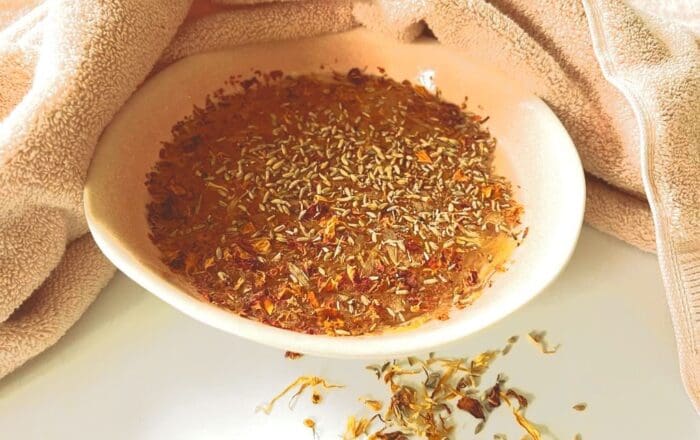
[{"left": 85, "top": 29, "right": 585, "bottom": 358}]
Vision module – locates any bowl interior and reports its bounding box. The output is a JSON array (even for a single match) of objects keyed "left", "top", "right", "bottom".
[{"left": 85, "top": 28, "right": 584, "bottom": 358}]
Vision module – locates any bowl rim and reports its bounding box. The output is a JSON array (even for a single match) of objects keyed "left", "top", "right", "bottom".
[{"left": 85, "top": 31, "right": 585, "bottom": 358}]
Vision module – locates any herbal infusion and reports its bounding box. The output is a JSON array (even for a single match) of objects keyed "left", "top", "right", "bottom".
[{"left": 145, "top": 68, "right": 523, "bottom": 335}]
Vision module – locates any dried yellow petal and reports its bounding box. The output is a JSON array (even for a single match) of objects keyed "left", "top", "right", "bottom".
[
  {"left": 263, "top": 298, "right": 275, "bottom": 315},
  {"left": 344, "top": 415, "right": 375, "bottom": 439},
  {"left": 321, "top": 215, "right": 339, "bottom": 242},
  {"left": 346, "top": 265, "right": 357, "bottom": 283},
  {"left": 361, "top": 398, "right": 383, "bottom": 412},
  {"left": 502, "top": 393, "right": 541, "bottom": 440},
  {"left": 527, "top": 330, "right": 560, "bottom": 354},
  {"left": 288, "top": 262, "right": 309, "bottom": 287},
  {"left": 257, "top": 375, "right": 344, "bottom": 414},
  {"left": 416, "top": 149, "right": 432, "bottom": 164},
  {"left": 240, "top": 222, "right": 255, "bottom": 234},
  {"left": 203, "top": 257, "right": 215, "bottom": 270},
  {"left": 513, "top": 410, "right": 541, "bottom": 440},
  {"left": 452, "top": 168, "right": 469, "bottom": 182},
  {"left": 251, "top": 238, "right": 271, "bottom": 255},
  {"left": 471, "top": 350, "right": 499, "bottom": 373}
]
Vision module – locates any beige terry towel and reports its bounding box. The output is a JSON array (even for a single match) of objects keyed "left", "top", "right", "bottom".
[
  {"left": 1, "top": 0, "right": 698, "bottom": 413},
  {"left": 0, "top": 0, "right": 358, "bottom": 379},
  {"left": 0, "top": 0, "right": 194, "bottom": 378}
]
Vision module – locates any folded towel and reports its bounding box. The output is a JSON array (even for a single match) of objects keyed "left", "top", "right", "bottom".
[
  {"left": 0, "top": 0, "right": 697, "bottom": 412},
  {"left": 0, "top": 0, "right": 357, "bottom": 380},
  {"left": 583, "top": 0, "right": 700, "bottom": 414},
  {"left": 0, "top": 0, "right": 193, "bottom": 378}
]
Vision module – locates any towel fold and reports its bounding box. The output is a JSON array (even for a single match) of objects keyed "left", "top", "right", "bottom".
[
  {"left": 0, "top": 0, "right": 697, "bottom": 413},
  {"left": 0, "top": 0, "right": 193, "bottom": 377}
]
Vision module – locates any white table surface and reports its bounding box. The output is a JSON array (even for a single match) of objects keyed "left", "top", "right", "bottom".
[{"left": 1, "top": 226, "right": 699, "bottom": 439}]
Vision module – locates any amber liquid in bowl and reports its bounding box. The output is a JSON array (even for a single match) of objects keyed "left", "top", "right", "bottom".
[{"left": 145, "top": 69, "right": 523, "bottom": 336}]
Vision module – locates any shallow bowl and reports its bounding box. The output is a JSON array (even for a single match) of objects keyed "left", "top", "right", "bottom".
[{"left": 85, "top": 29, "right": 585, "bottom": 358}]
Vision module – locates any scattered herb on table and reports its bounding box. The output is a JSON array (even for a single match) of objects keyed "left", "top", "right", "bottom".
[
  {"left": 257, "top": 375, "right": 343, "bottom": 414},
  {"left": 260, "top": 331, "right": 584, "bottom": 439},
  {"left": 502, "top": 335, "right": 519, "bottom": 356},
  {"left": 303, "top": 418, "right": 318, "bottom": 439},
  {"left": 285, "top": 351, "right": 304, "bottom": 360},
  {"left": 527, "top": 330, "right": 560, "bottom": 354}
]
